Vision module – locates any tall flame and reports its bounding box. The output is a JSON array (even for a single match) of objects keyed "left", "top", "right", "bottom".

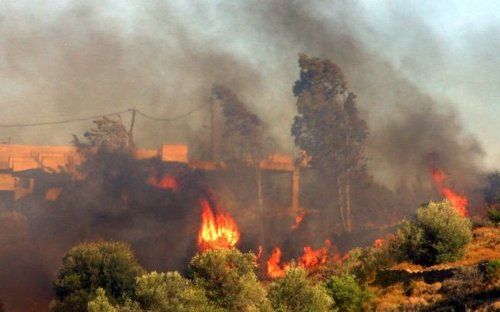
[
  {"left": 267, "top": 247, "right": 288, "bottom": 278},
  {"left": 430, "top": 168, "right": 468, "bottom": 217},
  {"left": 197, "top": 198, "right": 240, "bottom": 252}
]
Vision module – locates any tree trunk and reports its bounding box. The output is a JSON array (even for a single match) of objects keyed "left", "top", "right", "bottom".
[
  {"left": 345, "top": 169, "right": 352, "bottom": 232},
  {"left": 337, "top": 175, "right": 347, "bottom": 232}
]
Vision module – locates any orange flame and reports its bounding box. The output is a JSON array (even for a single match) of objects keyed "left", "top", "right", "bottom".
[
  {"left": 267, "top": 247, "right": 288, "bottom": 278},
  {"left": 298, "top": 240, "right": 333, "bottom": 269},
  {"left": 197, "top": 198, "right": 240, "bottom": 252},
  {"left": 373, "top": 239, "right": 385, "bottom": 248},
  {"left": 431, "top": 168, "right": 468, "bottom": 217},
  {"left": 291, "top": 210, "right": 306, "bottom": 230},
  {"left": 147, "top": 174, "right": 178, "bottom": 192}
]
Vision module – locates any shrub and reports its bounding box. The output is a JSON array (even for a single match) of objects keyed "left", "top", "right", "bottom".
[
  {"left": 389, "top": 201, "right": 472, "bottom": 265},
  {"left": 135, "top": 271, "right": 219, "bottom": 312},
  {"left": 342, "top": 245, "right": 391, "bottom": 283},
  {"left": 324, "top": 274, "right": 372, "bottom": 312},
  {"left": 50, "top": 241, "right": 144, "bottom": 312},
  {"left": 485, "top": 259, "right": 500, "bottom": 282},
  {"left": 487, "top": 204, "right": 500, "bottom": 224},
  {"left": 267, "top": 267, "right": 333, "bottom": 312},
  {"left": 87, "top": 289, "right": 117, "bottom": 312},
  {"left": 188, "top": 249, "right": 268, "bottom": 311}
]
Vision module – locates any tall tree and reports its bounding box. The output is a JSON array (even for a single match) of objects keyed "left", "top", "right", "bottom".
[
  {"left": 211, "top": 85, "right": 269, "bottom": 164},
  {"left": 292, "top": 54, "right": 368, "bottom": 232}
]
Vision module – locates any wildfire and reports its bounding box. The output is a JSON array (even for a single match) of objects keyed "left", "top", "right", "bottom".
[
  {"left": 267, "top": 247, "right": 288, "bottom": 278},
  {"left": 430, "top": 168, "right": 468, "bottom": 217},
  {"left": 197, "top": 198, "right": 240, "bottom": 252},
  {"left": 266, "top": 240, "right": 336, "bottom": 278},
  {"left": 291, "top": 210, "right": 306, "bottom": 230},
  {"left": 147, "top": 174, "right": 178, "bottom": 192}
]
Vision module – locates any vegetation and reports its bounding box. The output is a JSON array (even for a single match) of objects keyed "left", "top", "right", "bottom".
[
  {"left": 485, "top": 259, "right": 500, "bottom": 282},
  {"left": 267, "top": 267, "right": 333, "bottom": 312},
  {"left": 291, "top": 54, "right": 368, "bottom": 232},
  {"left": 135, "top": 271, "right": 217, "bottom": 312},
  {"left": 50, "top": 241, "right": 144, "bottom": 312},
  {"left": 325, "top": 274, "right": 372, "bottom": 312},
  {"left": 487, "top": 205, "right": 500, "bottom": 224},
  {"left": 389, "top": 201, "right": 472, "bottom": 265},
  {"left": 188, "top": 248, "right": 268, "bottom": 311}
]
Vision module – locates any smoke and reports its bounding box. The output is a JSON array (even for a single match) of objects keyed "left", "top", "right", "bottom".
[{"left": 0, "top": 0, "right": 495, "bottom": 310}]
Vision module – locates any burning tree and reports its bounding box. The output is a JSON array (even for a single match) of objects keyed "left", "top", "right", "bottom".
[{"left": 292, "top": 54, "right": 368, "bottom": 232}]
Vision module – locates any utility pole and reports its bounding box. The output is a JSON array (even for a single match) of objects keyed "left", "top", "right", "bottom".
[{"left": 128, "top": 108, "right": 136, "bottom": 148}]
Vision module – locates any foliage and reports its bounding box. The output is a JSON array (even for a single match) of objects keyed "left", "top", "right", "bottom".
[
  {"left": 212, "top": 85, "right": 271, "bottom": 163},
  {"left": 267, "top": 267, "right": 333, "bottom": 312},
  {"left": 324, "top": 274, "right": 372, "bottom": 312},
  {"left": 50, "top": 241, "right": 144, "bottom": 312},
  {"left": 389, "top": 201, "right": 472, "bottom": 265},
  {"left": 342, "top": 245, "right": 391, "bottom": 283},
  {"left": 73, "top": 117, "right": 130, "bottom": 153},
  {"left": 485, "top": 259, "right": 500, "bottom": 282},
  {"left": 291, "top": 54, "right": 368, "bottom": 232},
  {"left": 188, "top": 248, "right": 268, "bottom": 311},
  {"left": 87, "top": 289, "right": 118, "bottom": 312},
  {"left": 487, "top": 204, "right": 500, "bottom": 224},
  {"left": 135, "top": 271, "right": 219, "bottom": 312}
]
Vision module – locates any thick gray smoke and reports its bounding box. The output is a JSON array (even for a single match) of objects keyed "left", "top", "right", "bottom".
[{"left": 0, "top": 1, "right": 495, "bottom": 310}]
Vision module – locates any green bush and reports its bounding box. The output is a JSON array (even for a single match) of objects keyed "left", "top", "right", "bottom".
[
  {"left": 487, "top": 205, "right": 500, "bottom": 224},
  {"left": 267, "top": 267, "right": 333, "bottom": 312},
  {"left": 342, "top": 246, "right": 391, "bottom": 283},
  {"left": 50, "top": 241, "right": 144, "bottom": 312},
  {"left": 389, "top": 201, "right": 472, "bottom": 265},
  {"left": 135, "top": 271, "right": 219, "bottom": 312},
  {"left": 485, "top": 259, "right": 500, "bottom": 281},
  {"left": 324, "top": 274, "right": 371, "bottom": 312},
  {"left": 188, "top": 249, "right": 268, "bottom": 311}
]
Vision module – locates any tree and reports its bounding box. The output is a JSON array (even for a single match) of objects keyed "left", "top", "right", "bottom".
[
  {"left": 211, "top": 85, "right": 270, "bottom": 163},
  {"left": 324, "top": 274, "right": 372, "bottom": 312},
  {"left": 389, "top": 201, "right": 472, "bottom": 265},
  {"left": 267, "top": 267, "right": 333, "bottom": 312},
  {"left": 50, "top": 241, "right": 144, "bottom": 312},
  {"left": 291, "top": 54, "right": 368, "bottom": 232},
  {"left": 87, "top": 289, "right": 118, "bottom": 312},
  {"left": 188, "top": 249, "right": 268, "bottom": 311},
  {"left": 73, "top": 117, "right": 131, "bottom": 153},
  {"left": 135, "top": 271, "right": 219, "bottom": 312}
]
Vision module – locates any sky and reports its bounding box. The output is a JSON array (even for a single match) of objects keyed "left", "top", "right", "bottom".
[{"left": 0, "top": 0, "right": 498, "bottom": 171}]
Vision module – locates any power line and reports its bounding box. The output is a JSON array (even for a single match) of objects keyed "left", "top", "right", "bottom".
[
  {"left": 135, "top": 102, "right": 208, "bottom": 122},
  {"left": 0, "top": 102, "right": 209, "bottom": 128},
  {"left": 0, "top": 110, "right": 131, "bottom": 128}
]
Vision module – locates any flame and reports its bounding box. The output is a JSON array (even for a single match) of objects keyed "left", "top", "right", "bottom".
[
  {"left": 197, "top": 198, "right": 240, "bottom": 252},
  {"left": 373, "top": 239, "right": 384, "bottom": 248},
  {"left": 298, "top": 240, "right": 332, "bottom": 269},
  {"left": 147, "top": 174, "right": 178, "bottom": 192},
  {"left": 430, "top": 168, "right": 468, "bottom": 217},
  {"left": 291, "top": 210, "right": 306, "bottom": 230},
  {"left": 267, "top": 247, "right": 288, "bottom": 278}
]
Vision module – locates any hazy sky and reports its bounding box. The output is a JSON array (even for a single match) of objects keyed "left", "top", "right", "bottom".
[{"left": 0, "top": 0, "right": 498, "bottom": 170}]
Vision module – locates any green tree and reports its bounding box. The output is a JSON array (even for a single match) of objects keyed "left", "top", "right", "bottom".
[
  {"left": 87, "top": 289, "right": 118, "bottom": 312},
  {"left": 390, "top": 201, "right": 472, "bottom": 265},
  {"left": 188, "top": 249, "right": 268, "bottom": 311},
  {"left": 267, "top": 267, "right": 333, "bottom": 312},
  {"left": 292, "top": 54, "right": 368, "bottom": 232},
  {"left": 135, "top": 271, "right": 219, "bottom": 312},
  {"left": 324, "top": 274, "right": 372, "bottom": 312},
  {"left": 50, "top": 241, "right": 144, "bottom": 312}
]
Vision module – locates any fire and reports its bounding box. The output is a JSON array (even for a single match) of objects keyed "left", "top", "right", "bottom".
[
  {"left": 266, "top": 240, "right": 336, "bottom": 278},
  {"left": 267, "top": 247, "right": 288, "bottom": 278},
  {"left": 147, "top": 174, "right": 178, "bottom": 192},
  {"left": 197, "top": 198, "right": 240, "bottom": 252},
  {"left": 373, "top": 239, "right": 384, "bottom": 248},
  {"left": 291, "top": 210, "right": 306, "bottom": 230},
  {"left": 430, "top": 168, "right": 468, "bottom": 217}
]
